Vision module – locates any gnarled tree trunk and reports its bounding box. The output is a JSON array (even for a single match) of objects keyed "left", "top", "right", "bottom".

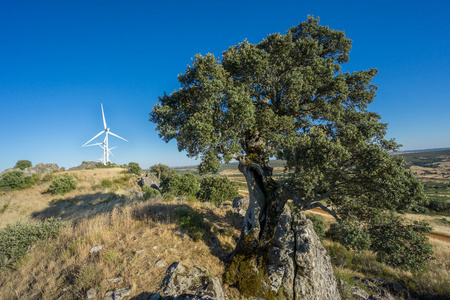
[{"left": 224, "top": 162, "right": 340, "bottom": 300}]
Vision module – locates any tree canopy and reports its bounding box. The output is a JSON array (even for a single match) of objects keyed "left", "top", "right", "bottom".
[{"left": 150, "top": 16, "right": 432, "bottom": 273}]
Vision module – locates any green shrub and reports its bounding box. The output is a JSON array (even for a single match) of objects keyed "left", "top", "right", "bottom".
[
  {"left": 0, "top": 171, "right": 25, "bottom": 189},
  {"left": 128, "top": 162, "right": 141, "bottom": 176},
  {"left": 14, "top": 160, "right": 32, "bottom": 170},
  {"left": 427, "top": 198, "right": 450, "bottom": 214},
  {"left": 326, "top": 223, "right": 342, "bottom": 241},
  {"left": 48, "top": 174, "right": 77, "bottom": 195},
  {"left": 142, "top": 186, "right": 160, "bottom": 199},
  {"left": 0, "top": 218, "right": 66, "bottom": 271},
  {"left": 161, "top": 173, "right": 199, "bottom": 197},
  {"left": 198, "top": 176, "right": 239, "bottom": 205},
  {"left": 305, "top": 213, "right": 325, "bottom": 240},
  {"left": 173, "top": 206, "right": 205, "bottom": 241},
  {"left": 150, "top": 163, "right": 175, "bottom": 181}
]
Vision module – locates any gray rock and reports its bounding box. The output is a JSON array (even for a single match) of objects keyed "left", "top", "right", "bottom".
[
  {"left": 137, "top": 173, "right": 160, "bottom": 190},
  {"left": 352, "top": 286, "right": 370, "bottom": 300},
  {"left": 86, "top": 288, "right": 97, "bottom": 299},
  {"left": 232, "top": 196, "right": 249, "bottom": 210},
  {"left": 104, "top": 287, "right": 131, "bottom": 300},
  {"left": 173, "top": 230, "right": 187, "bottom": 238},
  {"left": 267, "top": 204, "right": 341, "bottom": 300},
  {"left": 155, "top": 259, "right": 167, "bottom": 268},
  {"left": 353, "top": 277, "right": 408, "bottom": 300},
  {"left": 90, "top": 245, "right": 103, "bottom": 254},
  {"left": 125, "top": 187, "right": 144, "bottom": 198},
  {"left": 160, "top": 262, "right": 224, "bottom": 300},
  {"left": 23, "top": 163, "right": 60, "bottom": 176},
  {"left": 232, "top": 196, "right": 249, "bottom": 218}
]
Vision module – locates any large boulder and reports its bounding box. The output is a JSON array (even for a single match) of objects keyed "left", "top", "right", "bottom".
[
  {"left": 137, "top": 173, "right": 160, "bottom": 190},
  {"left": 1, "top": 163, "right": 60, "bottom": 178},
  {"left": 23, "top": 163, "right": 60, "bottom": 176},
  {"left": 267, "top": 205, "right": 341, "bottom": 300},
  {"left": 155, "top": 262, "right": 225, "bottom": 300}
]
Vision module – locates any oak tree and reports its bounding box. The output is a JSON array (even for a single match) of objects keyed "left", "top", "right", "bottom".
[{"left": 150, "top": 16, "right": 432, "bottom": 296}]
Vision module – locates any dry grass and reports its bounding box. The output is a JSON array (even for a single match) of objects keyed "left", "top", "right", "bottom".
[
  {"left": 0, "top": 168, "right": 135, "bottom": 229},
  {"left": 1, "top": 167, "right": 449, "bottom": 299},
  {"left": 0, "top": 199, "right": 242, "bottom": 299}
]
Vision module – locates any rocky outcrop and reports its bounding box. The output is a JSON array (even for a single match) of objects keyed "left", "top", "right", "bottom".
[
  {"left": 23, "top": 163, "right": 60, "bottom": 176},
  {"left": 267, "top": 205, "right": 341, "bottom": 300},
  {"left": 1, "top": 163, "right": 60, "bottom": 178},
  {"left": 154, "top": 262, "right": 224, "bottom": 300},
  {"left": 137, "top": 173, "right": 160, "bottom": 190},
  {"left": 68, "top": 161, "right": 99, "bottom": 171},
  {"left": 352, "top": 277, "right": 411, "bottom": 300}
]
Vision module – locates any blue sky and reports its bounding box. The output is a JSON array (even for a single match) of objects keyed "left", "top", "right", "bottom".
[{"left": 1, "top": 0, "right": 449, "bottom": 171}]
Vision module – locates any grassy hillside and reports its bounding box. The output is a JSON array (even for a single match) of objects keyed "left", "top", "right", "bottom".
[{"left": 0, "top": 167, "right": 449, "bottom": 299}]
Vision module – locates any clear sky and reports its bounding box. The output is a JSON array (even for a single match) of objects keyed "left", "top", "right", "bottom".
[{"left": 1, "top": 0, "right": 449, "bottom": 172}]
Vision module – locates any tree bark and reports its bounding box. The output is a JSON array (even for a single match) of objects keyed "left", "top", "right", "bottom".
[{"left": 224, "top": 163, "right": 287, "bottom": 299}]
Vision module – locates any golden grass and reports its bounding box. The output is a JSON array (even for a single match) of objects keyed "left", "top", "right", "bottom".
[
  {"left": 1, "top": 167, "right": 449, "bottom": 299},
  {"left": 0, "top": 200, "right": 238, "bottom": 299}
]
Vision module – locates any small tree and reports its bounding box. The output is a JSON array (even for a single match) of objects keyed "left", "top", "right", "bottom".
[
  {"left": 48, "top": 174, "right": 77, "bottom": 195},
  {"left": 150, "top": 163, "right": 175, "bottom": 181},
  {"left": 198, "top": 176, "right": 239, "bottom": 205},
  {"left": 128, "top": 162, "right": 141, "bottom": 176},
  {"left": 161, "top": 173, "right": 199, "bottom": 197},
  {"left": 14, "top": 160, "right": 32, "bottom": 170}
]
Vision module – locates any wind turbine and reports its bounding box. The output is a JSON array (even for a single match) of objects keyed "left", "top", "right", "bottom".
[{"left": 82, "top": 104, "right": 128, "bottom": 165}]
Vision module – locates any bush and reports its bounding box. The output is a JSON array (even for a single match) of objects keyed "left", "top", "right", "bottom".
[
  {"left": 14, "top": 160, "right": 32, "bottom": 170},
  {"left": 128, "top": 162, "right": 141, "bottom": 176},
  {"left": 427, "top": 198, "right": 450, "bottom": 214},
  {"left": 173, "top": 206, "right": 205, "bottom": 241},
  {"left": 305, "top": 213, "right": 325, "bottom": 241},
  {"left": 48, "top": 174, "right": 77, "bottom": 195},
  {"left": 161, "top": 173, "right": 199, "bottom": 197},
  {"left": 198, "top": 176, "right": 239, "bottom": 205},
  {"left": 0, "top": 218, "right": 66, "bottom": 271},
  {"left": 0, "top": 171, "right": 25, "bottom": 189},
  {"left": 326, "top": 223, "right": 342, "bottom": 241},
  {"left": 142, "top": 186, "right": 160, "bottom": 199},
  {"left": 150, "top": 163, "right": 175, "bottom": 181}
]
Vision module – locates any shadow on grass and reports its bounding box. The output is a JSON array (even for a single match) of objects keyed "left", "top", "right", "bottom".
[
  {"left": 31, "top": 192, "right": 137, "bottom": 224},
  {"left": 133, "top": 201, "right": 243, "bottom": 259}
]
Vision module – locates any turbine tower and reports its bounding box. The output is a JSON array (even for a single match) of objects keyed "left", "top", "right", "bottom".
[{"left": 82, "top": 104, "right": 127, "bottom": 165}]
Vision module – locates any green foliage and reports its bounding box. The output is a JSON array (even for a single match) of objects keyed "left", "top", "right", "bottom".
[
  {"left": 0, "top": 204, "right": 8, "bottom": 214},
  {"left": 198, "top": 176, "right": 239, "bottom": 205},
  {"left": 305, "top": 214, "right": 325, "bottom": 241},
  {"left": 48, "top": 174, "right": 77, "bottom": 195},
  {"left": 100, "top": 179, "right": 113, "bottom": 189},
  {"left": 161, "top": 173, "right": 199, "bottom": 197},
  {"left": 128, "top": 162, "right": 141, "bottom": 176},
  {"left": 14, "top": 160, "right": 32, "bottom": 170},
  {"left": 173, "top": 206, "right": 205, "bottom": 241},
  {"left": 142, "top": 186, "right": 160, "bottom": 199},
  {"left": 0, "top": 171, "right": 25, "bottom": 189},
  {"left": 150, "top": 16, "right": 432, "bottom": 270},
  {"left": 150, "top": 163, "right": 175, "bottom": 181},
  {"left": 0, "top": 218, "right": 66, "bottom": 271}
]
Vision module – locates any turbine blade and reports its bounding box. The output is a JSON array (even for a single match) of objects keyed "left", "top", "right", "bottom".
[
  {"left": 101, "top": 103, "right": 107, "bottom": 130},
  {"left": 82, "top": 131, "right": 105, "bottom": 147},
  {"left": 109, "top": 131, "right": 128, "bottom": 142},
  {"left": 85, "top": 142, "right": 102, "bottom": 147}
]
